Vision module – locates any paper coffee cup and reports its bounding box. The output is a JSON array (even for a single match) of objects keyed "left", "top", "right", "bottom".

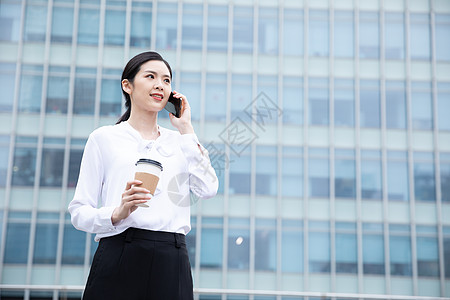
[{"left": 134, "top": 158, "right": 163, "bottom": 207}]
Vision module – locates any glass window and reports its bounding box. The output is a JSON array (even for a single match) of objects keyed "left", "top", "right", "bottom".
[
  {"left": 62, "top": 222, "right": 86, "bottom": 265},
  {"left": 411, "top": 81, "right": 433, "bottom": 130},
  {"left": 360, "top": 80, "right": 380, "bottom": 128},
  {"left": 24, "top": 4, "right": 47, "bottom": 42},
  {"left": 51, "top": 6, "right": 73, "bottom": 43},
  {"left": 100, "top": 77, "right": 122, "bottom": 116},
  {"left": 335, "top": 222, "right": 357, "bottom": 274},
  {"left": 0, "top": 63, "right": 16, "bottom": 112},
  {"left": 78, "top": 7, "right": 100, "bottom": 45},
  {"left": 0, "top": 135, "right": 9, "bottom": 187},
  {"left": 4, "top": 213, "right": 31, "bottom": 264},
  {"left": 334, "top": 79, "right": 354, "bottom": 127},
  {"left": 228, "top": 218, "right": 250, "bottom": 270},
  {"left": 309, "top": 78, "right": 329, "bottom": 126},
  {"left": 12, "top": 137, "right": 38, "bottom": 187},
  {"left": 0, "top": 3, "right": 22, "bottom": 42},
  {"left": 186, "top": 216, "right": 196, "bottom": 266},
  {"left": 309, "top": 148, "right": 329, "bottom": 198},
  {"left": 205, "top": 73, "right": 227, "bottom": 122},
  {"left": 40, "top": 142, "right": 65, "bottom": 187},
  {"left": 414, "top": 152, "right": 436, "bottom": 202},
  {"left": 387, "top": 151, "right": 409, "bottom": 201},
  {"left": 445, "top": 226, "right": 450, "bottom": 278},
  {"left": 335, "top": 149, "right": 356, "bottom": 199},
  {"left": 386, "top": 81, "right": 406, "bottom": 129},
  {"left": 104, "top": 9, "right": 125, "bottom": 46},
  {"left": 231, "top": 74, "right": 252, "bottom": 120},
  {"left": 19, "top": 71, "right": 43, "bottom": 113},
  {"left": 259, "top": 7, "right": 278, "bottom": 55},
  {"left": 410, "top": 13, "right": 431, "bottom": 60},
  {"left": 309, "top": 221, "right": 330, "bottom": 273},
  {"left": 207, "top": 5, "right": 228, "bottom": 52},
  {"left": 256, "top": 146, "right": 277, "bottom": 196},
  {"left": 46, "top": 74, "right": 69, "bottom": 114},
  {"left": 334, "top": 11, "right": 354, "bottom": 58},
  {"left": 282, "top": 147, "right": 303, "bottom": 198},
  {"left": 156, "top": 3, "right": 178, "bottom": 49},
  {"left": 441, "top": 153, "right": 450, "bottom": 203},
  {"left": 281, "top": 219, "right": 303, "bottom": 273},
  {"left": 384, "top": 13, "right": 405, "bottom": 59},
  {"left": 283, "top": 9, "right": 303, "bottom": 56},
  {"left": 362, "top": 223, "right": 385, "bottom": 275},
  {"left": 233, "top": 6, "right": 253, "bottom": 53},
  {"left": 255, "top": 219, "right": 277, "bottom": 271},
  {"left": 73, "top": 68, "right": 96, "bottom": 115},
  {"left": 389, "top": 224, "right": 412, "bottom": 276},
  {"left": 283, "top": 76, "right": 303, "bottom": 125},
  {"left": 229, "top": 147, "right": 251, "bottom": 195},
  {"left": 182, "top": 4, "right": 203, "bottom": 50},
  {"left": 205, "top": 143, "right": 226, "bottom": 195},
  {"left": 437, "top": 82, "right": 450, "bottom": 131},
  {"left": 417, "top": 226, "right": 439, "bottom": 277},
  {"left": 68, "top": 141, "right": 84, "bottom": 188},
  {"left": 200, "top": 217, "right": 223, "bottom": 269},
  {"left": 33, "top": 213, "right": 59, "bottom": 264},
  {"left": 435, "top": 14, "right": 450, "bottom": 61},
  {"left": 179, "top": 72, "right": 201, "bottom": 121},
  {"left": 130, "top": 3, "right": 152, "bottom": 48},
  {"left": 361, "top": 150, "right": 382, "bottom": 200},
  {"left": 359, "top": 12, "right": 379, "bottom": 59},
  {"left": 309, "top": 10, "right": 328, "bottom": 57},
  {"left": 257, "top": 75, "right": 279, "bottom": 126}
]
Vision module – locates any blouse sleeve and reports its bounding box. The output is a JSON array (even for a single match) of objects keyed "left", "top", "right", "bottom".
[
  {"left": 68, "top": 134, "right": 117, "bottom": 234},
  {"left": 179, "top": 134, "right": 219, "bottom": 200}
]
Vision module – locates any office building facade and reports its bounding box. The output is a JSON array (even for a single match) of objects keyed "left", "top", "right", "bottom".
[{"left": 0, "top": 0, "right": 449, "bottom": 299}]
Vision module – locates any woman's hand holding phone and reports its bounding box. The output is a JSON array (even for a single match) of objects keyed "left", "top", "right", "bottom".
[{"left": 168, "top": 91, "right": 194, "bottom": 135}]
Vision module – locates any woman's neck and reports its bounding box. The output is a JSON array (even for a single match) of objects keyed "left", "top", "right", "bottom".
[{"left": 127, "top": 111, "right": 160, "bottom": 140}]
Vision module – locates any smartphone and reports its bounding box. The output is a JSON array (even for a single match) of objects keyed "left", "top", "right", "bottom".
[{"left": 164, "top": 92, "right": 182, "bottom": 118}]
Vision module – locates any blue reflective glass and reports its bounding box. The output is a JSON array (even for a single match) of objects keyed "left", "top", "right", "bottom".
[
  {"left": 361, "top": 158, "right": 382, "bottom": 200},
  {"left": 104, "top": 9, "right": 125, "bottom": 45},
  {"left": 4, "top": 222, "right": 30, "bottom": 264},
  {"left": 0, "top": 4, "right": 21, "bottom": 41},
  {"left": 200, "top": 226, "right": 223, "bottom": 268},
  {"left": 411, "top": 82, "right": 433, "bottom": 129},
  {"left": 180, "top": 72, "right": 201, "bottom": 121},
  {"left": 256, "top": 146, "right": 277, "bottom": 196},
  {"left": 387, "top": 151, "right": 409, "bottom": 201},
  {"left": 390, "top": 235, "right": 412, "bottom": 276},
  {"left": 12, "top": 146, "right": 37, "bottom": 186},
  {"left": 78, "top": 8, "right": 100, "bottom": 45},
  {"left": 68, "top": 148, "right": 83, "bottom": 188},
  {"left": 309, "top": 78, "right": 329, "bottom": 125},
  {"left": 207, "top": 5, "right": 228, "bottom": 52},
  {"left": 74, "top": 76, "right": 96, "bottom": 115},
  {"left": 438, "top": 83, "right": 450, "bottom": 131},
  {"left": 0, "top": 63, "right": 16, "bottom": 112},
  {"left": 384, "top": 13, "right": 405, "bottom": 59},
  {"left": 334, "top": 11, "right": 354, "bottom": 58},
  {"left": 182, "top": 4, "right": 203, "bottom": 50},
  {"left": 40, "top": 148, "right": 64, "bottom": 187},
  {"left": 359, "top": 12, "right": 379, "bottom": 59},
  {"left": 334, "top": 79, "right": 354, "bottom": 126},
  {"left": 19, "top": 73, "right": 43, "bottom": 113},
  {"left": 445, "top": 237, "right": 450, "bottom": 278},
  {"left": 100, "top": 78, "right": 122, "bottom": 116},
  {"left": 47, "top": 75, "right": 69, "bottom": 114},
  {"left": 410, "top": 14, "right": 431, "bottom": 60},
  {"left": 51, "top": 6, "right": 73, "bottom": 43},
  {"left": 386, "top": 81, "right": 406, "bottom": 129},
  {"left": 309, "top": 10, "right": 328, "bottom": 57},
  {"left": 259, "top": 7, "right": 278, "bottom": 55},
  {"left": 417, "top": 236, "right": 440, "bottom": 277},
  {"left": 229, "top": 151, "right": 251, "bottom": 195},
  {"left": 360, "top": 80, "right": 380, "bottom": 128},
  {"left": 24, "top": 4, "right": 47, "bottom": 41},
  {"left": 255, "top": 219, "right": 277, "bottom": 271},
  {"left": 131, "top": 6, "right": 152, "bottom": 47},
  {"left": 309, "top": 157, "right": 329, "bottom": 198},
  {"left": 62, "top": 224, "right": 86, "bottom": 265},
  {"left": 228, "top": 227, "right": 250, "bottom": 270},
  {"left": 33, "top": 223, "right": 58, "bottom": 264},
  {"left": 441, "top": 160, "right": 450, "bottom": 203},
  {"left": 336, "top": 233, "right": 357, "bottom": 273},
  {"left": 283, "top": 9, "right": 303, "bottom": 56},
  {"left": 436, "top": 14, "right": 450, "bottom": 61},
  {"left": 205, "top": 73, "right": 226, "bottom": 121},
  {"left": 282, "top": 154, "right": 303, "bottom": 197},
  {"left": 156, "top": 3, "right": 178, "bottom": 49},
  {"left": 283, "top": 76, "right": 303, "bottom": 125},
  {"left": 362, "top": 234, "right": 385, "bottom": 274},
  {"left": 233, "top": 6, "right": 253, "bottom": 53},
  {"left": 335, "top": 157, "right": 356, "bottom": 199},
  {"left": 0, "top": 137, "right": 9, "bottom": 187},
  {"left": 414, "top": 152, "right": 436, "bottom": 202},
  {"left": 309, "top": 231, "right": 330, "bottom": 273},
  {"left": 231, "top": 74, "right": 252, "bottom": 120},
  {"left": 282, "top": 228, "right": 303, "bottom": 273},
  {"left": 257, "top": 75, "right": 278, "bottom": 126}
]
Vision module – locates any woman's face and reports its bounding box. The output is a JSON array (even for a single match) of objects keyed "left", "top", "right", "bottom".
[{"left": 123, "top": 59, "right": 172, "bottom": 114}]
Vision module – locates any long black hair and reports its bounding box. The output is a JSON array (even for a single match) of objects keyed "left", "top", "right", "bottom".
[{"left": 116, "top": 51, "right": 173, "bottom": 124}]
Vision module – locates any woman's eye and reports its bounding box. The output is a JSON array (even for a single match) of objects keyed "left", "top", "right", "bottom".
[{"left": 164, "top": 79, "right": 171, "bottom": 84}]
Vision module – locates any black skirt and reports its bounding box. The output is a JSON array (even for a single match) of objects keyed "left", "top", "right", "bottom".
[{"left": 82, "top": 227, "right": 194, "bottom": 300}]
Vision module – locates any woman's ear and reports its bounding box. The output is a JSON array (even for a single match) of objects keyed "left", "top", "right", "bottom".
[{"left": 122, "top": 79, "right": 132, "bottom": 95}]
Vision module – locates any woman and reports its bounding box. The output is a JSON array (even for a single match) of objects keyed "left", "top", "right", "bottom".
[{"left": 68, "top": 51, "right": 218, "bottom": 300}]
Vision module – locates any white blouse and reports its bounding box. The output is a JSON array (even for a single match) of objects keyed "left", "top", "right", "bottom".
[{"left": 68, "top": 121, "right": 218, "bottom": 241}]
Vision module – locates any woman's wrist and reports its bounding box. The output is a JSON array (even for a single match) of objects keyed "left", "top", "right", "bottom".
[{"left": 178, "top": 123, "right": 195, "bottom": 135}]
